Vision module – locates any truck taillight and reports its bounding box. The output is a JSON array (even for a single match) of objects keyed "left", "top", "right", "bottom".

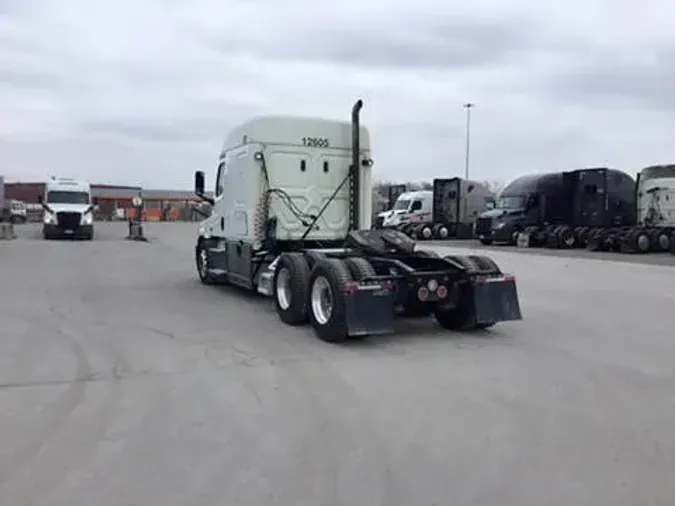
[{"left": 343, "top": 282, "right": 360, "bottom": 294}]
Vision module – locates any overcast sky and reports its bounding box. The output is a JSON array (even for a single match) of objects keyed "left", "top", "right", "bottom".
[{"left": 1, "top": 0, "right": 673, "bottom": 189}]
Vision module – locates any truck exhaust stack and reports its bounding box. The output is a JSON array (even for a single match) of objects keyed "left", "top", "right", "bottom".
[{"left": 350, "top": 99, "right": 363, "bottom": 231}]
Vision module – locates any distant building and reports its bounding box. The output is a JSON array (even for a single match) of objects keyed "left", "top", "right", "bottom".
[{"left": 4, "top": 181, "right": 213, "bottom": 221}]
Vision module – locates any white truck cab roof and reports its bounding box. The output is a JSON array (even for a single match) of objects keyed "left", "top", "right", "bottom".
[
  {"left": 221, "top": 116, "right": 371, "bottom": 155},
  {"left": 395, "top": 191, "right": 432, "bottom": 202}
]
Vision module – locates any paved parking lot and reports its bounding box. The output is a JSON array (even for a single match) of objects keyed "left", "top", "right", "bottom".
[
  {"left": 1, "top": 222, "right": 674, "bottom": 506},
  {"left": 424, "top": 239, "right": 675, "bottom": 267}
]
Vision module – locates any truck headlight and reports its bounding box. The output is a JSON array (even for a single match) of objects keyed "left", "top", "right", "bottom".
[
  {"left": 81, "top": 211, "right": 93, "bottom": 225},
  {"left": 44, "top": 212, "right": 56, "bottom": 224}
]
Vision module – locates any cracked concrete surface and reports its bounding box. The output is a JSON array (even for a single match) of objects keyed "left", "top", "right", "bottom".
[{"left": 1, "top": 222, "right": 674, "bottom": 506}]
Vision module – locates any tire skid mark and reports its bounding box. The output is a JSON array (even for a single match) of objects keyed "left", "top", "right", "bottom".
[
  {"left": 200, "top": 333, "right": 395, "bottom": 505},
  {"left": 4, "top": 260, "right": 136, "bottom": 503},
  {"left": 0, "top": 315, "right": 91, "bottom": 486}
]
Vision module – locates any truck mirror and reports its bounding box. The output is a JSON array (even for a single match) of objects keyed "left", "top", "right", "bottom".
[
  {"left": 37, "top": 195, "right": 43, "bottom": 204},
  {"left": 195, "top": 170, "right": 205, "bottom": 195},
  {"left": 92, "top": 196, "right": 99, "bottom": 205}
]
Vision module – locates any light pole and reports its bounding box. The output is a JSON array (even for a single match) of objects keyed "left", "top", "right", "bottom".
[{"left": 463, "top": 102, "right": 474, "bottom": 180}]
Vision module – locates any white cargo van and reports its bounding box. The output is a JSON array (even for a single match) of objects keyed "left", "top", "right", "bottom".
[{"left": 40, "top": 177, "right": 95, "bottom": 240}]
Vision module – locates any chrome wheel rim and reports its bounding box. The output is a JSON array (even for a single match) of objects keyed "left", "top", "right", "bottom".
[
  {"left": 659, "top": 234, "right": 669, "bottom": 250},
  {"left": 311, "top": 276, "right": 333, "bottom": 325},
  {"left": 276, "top": 267, "right": 291, "bottom": 310},
  {"left": 199, "top": 248, "right": 209, "bottom": 278}
]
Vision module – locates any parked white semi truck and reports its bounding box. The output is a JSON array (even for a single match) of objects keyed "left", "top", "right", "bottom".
[
  {"left": 39, "top": 177, "right": 96, "bottom": 240},
  {"left": 193, "top": 100, "right": 522, "bottom": 342},
  {"left": 381, "top": 180, "right": 495, "bottom": 240},
  {"left": 380, "top": 190, "right": 433, "bottom": 229}
]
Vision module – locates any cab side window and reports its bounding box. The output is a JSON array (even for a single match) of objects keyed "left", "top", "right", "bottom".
[
  {"left": 215, "top": 161, "right": 226, "bottom": 198},
  {"left": 410, "top": 200, "right": 422, "bottom": 211}
]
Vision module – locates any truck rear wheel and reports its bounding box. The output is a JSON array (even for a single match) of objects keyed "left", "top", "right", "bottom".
[
  {"left": 308, "top": 258, "right": 352, "bottom": 342},
  {"left": 418, "top": 224, "right": 433, "bottom": 240},
  {"left": 344, "top": 257, "right": 376, "bottom": 280},
  {"left": 434, "top": 254, "right": 500, "bottom": 330},
  {"left": 433, "top": 286, "right": 472, "bottom": 330},
  {"left": 433, "top": 283, "right": 496, "bottom": 329},
  {"left": 274, "top": 253, "right": 311, "bottom": 325},
  {"left": 432, "top": 223, "right": 449, "bottom": 239}
]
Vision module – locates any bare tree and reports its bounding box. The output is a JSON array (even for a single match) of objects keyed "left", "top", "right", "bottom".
[{"left": 481, "top": 179, "right": 506, "bottom": 195}]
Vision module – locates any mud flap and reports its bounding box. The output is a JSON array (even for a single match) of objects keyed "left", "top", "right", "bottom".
[
  {"left": 470, "top": 277, "right": 523, "bottom": 325},
  {"left": 344, "top": 286, "right": 395, "bottom": 337}
]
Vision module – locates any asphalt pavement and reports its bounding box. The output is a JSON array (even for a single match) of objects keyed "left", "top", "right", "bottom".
[{"left": 1, "top": 222, "right": 674, "bottom": 506}]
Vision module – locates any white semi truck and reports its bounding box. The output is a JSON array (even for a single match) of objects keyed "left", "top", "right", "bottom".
[
  {"left": 380, "top": 190, "right": 433, "bottom": 229},
  {"left": 630, "top": 164, "right": 675, "bottom": 253},
  {"left": 193, "top": 100, "right": 522, "bottom": 342},
  {"left": 39, "top": 177, "right": 96, "bottom": 240}
]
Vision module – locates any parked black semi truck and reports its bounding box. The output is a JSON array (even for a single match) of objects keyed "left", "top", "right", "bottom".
[{"left": 474, "top": 167, "right": 637, "bottom": 250}]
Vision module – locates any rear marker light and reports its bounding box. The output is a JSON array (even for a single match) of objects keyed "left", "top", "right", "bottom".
[
  {"left": 343, "top": 282, "right": 359, "bottom": 294},
  {"left": 427, "top": 279, "right": 438, "bottom": 292},
  {"left": 436, "top": 285, "right": 448, "bottom": 299},
  {"left": 418, "top": 287, "right": 429, "bottom": 301}
]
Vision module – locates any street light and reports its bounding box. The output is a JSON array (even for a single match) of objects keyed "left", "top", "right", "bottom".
[{"left": 463, "top": 102, "right": 474, "bottom": 180}]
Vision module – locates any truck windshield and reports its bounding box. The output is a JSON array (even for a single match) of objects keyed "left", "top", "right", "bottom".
[
  {"left": 495, "top": 195, "right": 525, "bottom": 209},
  {"left": 393, "top": 199, "right": 411, "bottom": 211},
  {"left": 641, "top": 165, "right": 675, "bottom": 182},
  {"left": 47, "top": 191, "right": 90, "bottom": 204}
]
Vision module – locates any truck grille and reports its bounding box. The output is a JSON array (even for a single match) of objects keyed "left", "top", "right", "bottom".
[
  {"left": 56, "top": 212, "right": 81, "bottom": 230},
  {"left": 474, "top": 217, "right": 492, "bottom": 236}
]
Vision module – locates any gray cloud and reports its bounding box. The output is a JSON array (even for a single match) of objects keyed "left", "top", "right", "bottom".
[
  {"left": 0, "top": 68, "right": 64, "bottom": 89},
  {"left": 207, "top": 18, "right": 537, "bottom": 70},
  {"left": 544, "top": 46, "right": 675, "bottom": 109}
]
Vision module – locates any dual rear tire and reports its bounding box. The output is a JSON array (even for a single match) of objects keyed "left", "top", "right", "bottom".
[
  {"left": 273, "top": 251, "right": 500, "bottom": 341},
  {"left": 273, "top": 253, "right": 375, "bottom": 342}
]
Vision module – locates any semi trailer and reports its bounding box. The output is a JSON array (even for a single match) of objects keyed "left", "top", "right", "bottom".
[
  {"left": 193, "top": 100, "right": 522, "bottom": 342},
  {"left": 412, "top": 178, "right": 495, "bottom": 240}
]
